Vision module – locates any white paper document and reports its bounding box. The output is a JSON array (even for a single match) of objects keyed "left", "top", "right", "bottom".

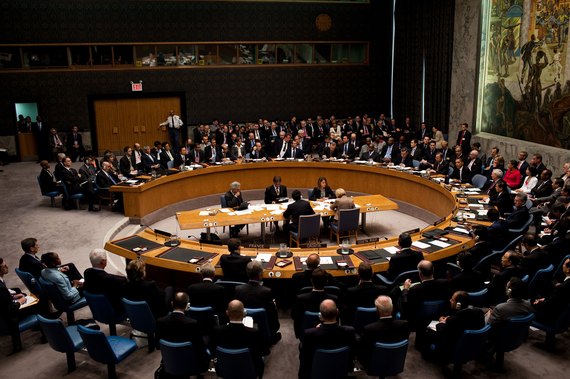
[
  {"left": 235, "top": 209, "right": 253, "bottom": 215},
  {"left": 270, "top": 209, "right": 285, "bottom": 215},
  {"left": 384, "top": 246, "right": 400, "bottom": 255},
  {"left": 255, "top": 254, "right": 272, "bottom": 263},
  {"left": 319, "top": 257, "right": 334, "bottom": 265},
  {"left": 427, "top": 320, "right": 439, "bottom": 331},
  {"left": 430, "top": 240, "right": 451, "bottom": 248},
  {"left": 412, "top": 241, "right": 431, "bottom": 249},
  {"left": 469, "top": 204, "right": 484, "bottom": 208},
  {"left": 199, "top": 211, "right": 210, "bottom": 216},
  {"left": 453, "top": 227, "right": 470, "bottom": 234}
]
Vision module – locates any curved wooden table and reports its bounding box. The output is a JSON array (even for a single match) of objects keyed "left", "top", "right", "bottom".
[{"left": 105, "top": 162, "right": 476, "bottom": 281}]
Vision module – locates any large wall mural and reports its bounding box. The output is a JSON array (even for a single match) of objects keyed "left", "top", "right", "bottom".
[{"left": 478, "top": 0, "right": 570, "bottom": 148}]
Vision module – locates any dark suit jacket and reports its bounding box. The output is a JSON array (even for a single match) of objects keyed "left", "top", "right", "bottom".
[
  {"left": 188, "top": 148, "right": 205, "bottom": 164},
  {"left": 187, "top": 279, "right": 226, "bottom": 318},
  {"left": 433, "top": 307, "right": 485, "bottom": 359},
  {"left": 506, "top": 206, "right": 529, "bottom": 229},
  {"left": 19, "top": 253, "right": 45, "bottom": 279},
  {"left": 283, "top": 199, "right": 315, "bottom": 225},
  {"left": 466, "top": 158, "right": 483, "bottom": 176},
  {"left": 299, "top": 323, "right": 356, "bottom": 379},
  {"left": 468, "top": 241, "right": 493, "bottom": 265},
  {"left": 450, "top": 269, "right": 485, "bottom": 292},
  {"left": 264, "top": 185, "right": 288, "bottom": 204},
  {"left": 432, "top": 160, "right": 449, "bottom": 175},
  {"left": 456, "top": 129, "right": 472, "bottom": 152},
  {"left": 39, "top": 169, "right": 59, "bottom": 193},
  {"left": 489, "top": 190, "right": 514, "bottom": 217},
  {"left": 209, "top": 322, "right": 266, "bottom": 377},
  {"left": 386, "top": 248, "right": 423, "bottom": 280},
  {"left": 219, "top": 253, "right": 251, "bottom": 283},
  {"left": 141, "top": 153, "right": 159, "bottom": 173},
  {"left": 488, "top": 266, "right": 524, "bottom": 304},
  {"left": 0, "top": 279, "right": 22, "bottom": 331},
  {"left": 518, "top": 160, "right": 529, "bottom": 177},
  {"left": 531, "top": 179, "right": 553, "bottom": 198},
  {"left": 379, "top": 144, "right": 400, "bottom": 161},
  {"left": 451, "top": 166, "right": 472, "bottom": 184},
  {"left": 345, "top": 282, "right": 388, "bottom": 323},
  {"left": 487, "top": 220, "right": 510, "bottom": 250},
  {"left": 521, "top": 248, "right": 550, "bottom": 277},
  {"left": 358, "top": 317, "right": 410, "bottom": 369},
  {"left": 156, "top": 312, "right": 210, "bottom": 371},
  {"left": 83, "top": 268, "right": 127, "bottom": 312},
  {"left": 60, "top": 167, "right": 82, "bottom": 194},
  {"left": 285, "top": 147, "right": 305, "bottom": 159},
  {"left": 119, "top": 155, "right": 137, "bottom": 177},
  {"left": 224, "top": 190, "right": 244, "bottom": 209},
  {"left": 402, "top": 279, "right": 450, "bottom": 324},
  {"left": 173, "top": 153, "right": 190, "bottom": 167},
  {"left": 159, "top": 150, "right": 175, "bottom": 169},
  {"left": 394, "top": 154, "right": 414, "bottom": 167},
  {"left": 534, "top": 278, "right": 570, "bottom": 324},
  {"left": 291, "top": 291, "right": 339, "bottom": 338},
  {"left": 204, "top": 145, "right": 222, "bottom": 163},
  {"left": 309, "top": 186, "right": 335, "bottom": 201},
  {"left": 235, "top": 281, "right": 280, "bottom": 334}
]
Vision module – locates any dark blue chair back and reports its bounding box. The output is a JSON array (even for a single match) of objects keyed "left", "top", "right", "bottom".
[
  {"left": 215, "top": 347, "right": 257, "bottom": 379},
  {"left": 366, "top": 340, "right": 409, "bottom": 378},
  {"left": 159, "top": 340, "right": 201, "bottom": 377},
  {"left": 336, "top": 208, "right": 360, "bottom": 233},
  {"left": 353, "top": 307, "right": 378, "bottom": 335},
  {"left": 37, "top": 175, "right": 60, "bottom": 207},
  {"left": 216, "top": 280, "right": 246, "bottom": 301},
  {"left": 121, "top": 298, "right": 156, "bottom": 333},
  {"left": 38, "top": 315, "right": 84, "bottom": 372},
  {"left": 188, "top": 305, "right": 219, "bottom": 332},
  {"left": 310, "top": 346, "right": 350, "bottom": 379},
  {"left": 302, "top": 311, "right": 321, "bottom": 333},
  {"left": 83, "top": 291, "right": 125, "bottom": 335},
  {"left": 553, "top": 254, "right": 570, "bottom": 281},
  {"left": 471, "top": 174, "right": 487, "bottom": 189},
  {"left": 452, "top": 324, "right": 491, "bottom": 365},
  {"left": 497, "top": 313, "right": 535, "bottom": 353},
  {"left": 528, "top": 264, "right": 554, "bottom": 299},
  {"left": 376, "top": 269, "right": 419, "bottom": 287},
  {"left": 532, "top": 303, "right": 570, "bottom": 348},
  {"left": 418, "top": 300, "right": 447, "bottom": 322},
  {"left": 220, "top": 195, "right": 228, "bottom": 208},
  {"left": 467, "top": 288, "right": 488, "bottom": 308},
  {"left": 245, "top": 308, "right": 271, "bottom": 342},
  {"left": 15, "top": 267, "right": 43, "bottom": 296}
]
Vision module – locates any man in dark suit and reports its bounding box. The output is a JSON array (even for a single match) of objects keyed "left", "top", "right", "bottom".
[
  {"left": 465, "top": 149, "right": 483, "bottom": 177},
  {"left": 60, "top": 156, "right": 97, "bottom": 211},
  {"left": 264, "top": 176, "right": 288, "bottom": 231},
  {"left": 466, "top": 226, "right": 493, "bottom": 274},
  {"left": 283, "top": 190, "right": 315, "bottom": 233},
  {"left": 386, "top": 233, "right": 423, "bottom": 280},
  {"left": 38, "top": 160, "right": 61, "bottom": 194},
  {"left": 159, "top": 142, "right": 176, "bottom": 169},
  {"left": 173, "top": 146, "right": 190, "bottom": 167},
  {"left": 520, "top": 234, "right": 551, "bottom": 278},
  {"left": 517, "top": 151, "right": 529, "bottom": 179},
  {"left": 285, "top": 140, "right": 305, "bottom": 159},
  {"left": 209, "top": 300, "right": 267, "bottom": 378},
  {"left": 506, "top": 193, "right": 530, "bottom": 229},
  {"left": 219, "top": 238, "right": 251, "bottom": 283},
  {"left": 33, "top": 115, "right": 50, "bottom": 162},
  {"left": 235, "top": 261, "right": 281, "bottom": 344},
  {"left": 204, "top": 138, "right": 222, "bottom": 164},
  {"left": 344, "top": 262, "right": 387, "bottom": 325},
  {"left": 66, "top": 125, "right": 84, "bottom": 162},
  {"left": 451, "top": 158, "right": 472, "bottom": 184},
  {"left": 298, "top": 299, "right": 356, "bottom": 379},
  {"left": 428, "top": 291, "right": 485, "bottom": 361},
  {"left": 393, "top": 147, "right": 414, "bottom": 167},
  {"left": 141, "top": 145, "right": 160, "bottom": 173},
  {"left": 358, "top": 295, "right": 410, "bottom": 369},
  {"left": 450, "top": 252, "right": 485, "bottom": 293},
  {"left": 291, "top": 268, "right": 339, "bottom": 338},
  {"left": 487, "top": 251, "right": 524, "bottom": 304},
  {"left": 290, "top": 254, "right": 332, "bottom": 295},
  {"left": 96, "top": 161, "right": 123, "bottom": 212},
  {"left": 530, "top": 153, "right": 547, "bottom": 176},
  {"left": 19, "top": 237, "right": 45, "bottom": 279},
  {"left": 156, "top": 292, "right": 210, "bottom": 372},
  {"left": 119, "top": 146, "right": 137, "bottom": 178},
  {"left": 430, "top": 152, "right": 449, "bottom": 175},
  {"left": 188, "top": 143, "right": 205, "bottom": 164},
  {"left": 0, "top": 257, "right": 31, "bottom": 354},
  {"left": 339, "top": 135, "right": 357, "bottom": 160},
  {"left": 531, "top": 169, "right": 554, "bottom": 198},
  {"left": 187, "top": 264, "right": 226, "bottom": 321},
  {"left": 533, "top": 258, "right": 570, "bottom": 324},
  {"left": 379, "top": 137, "right": 399, "bottom": 163},
  {"left": 486, "top": 209, "right": 510, "bottom": 250},
  {"left": 455, "top": 122, "right": 472, "bottom": 155},
  {"left": 83, "top": 249, "right": 127, "bottom": 312}
]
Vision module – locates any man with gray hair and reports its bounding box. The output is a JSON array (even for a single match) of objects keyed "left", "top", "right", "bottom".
[
  {"left": 358, "top": 295, "right": 410, "bottom": 369},
  {"left": 83, "top": 248, "right": 126, "bottom": 311},
  {"left": 506, "top": 192, "right": 530, "bottom": 229},
  {"left": 235, "top": 261, "right": 281, "bottom": 344},
  {"left": 224, "top": 181, "right": 247, "bottom": 237}
]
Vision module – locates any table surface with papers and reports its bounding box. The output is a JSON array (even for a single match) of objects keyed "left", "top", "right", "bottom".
[{"left": 105, "top": 162, "right": 494, "bottom": 281}]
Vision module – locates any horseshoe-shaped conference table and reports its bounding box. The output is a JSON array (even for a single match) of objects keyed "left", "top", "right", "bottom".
[{"left": 105, "top": 161, "right": 477, "bottom": 282}]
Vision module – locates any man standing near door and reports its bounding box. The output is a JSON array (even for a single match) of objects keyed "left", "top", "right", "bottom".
[{"left": 159, "top": 110, "right": 183, "bottom": 150}]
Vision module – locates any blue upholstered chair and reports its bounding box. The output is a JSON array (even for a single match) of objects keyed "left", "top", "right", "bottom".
[
  {"left": 214, "top": 347, "right": 257, "bottom": 379},
  {"left": 187, "top": 305, "right": 219, "bottom": 334},
  {"left": 494, "top": 313, "right": 535, "bottom": 369},
  {"left": 376, "top": 269, "right": 419, "bottom": 288},
  {"left": 450, "top": 324, "right": 491, "bottom": 376},
  {"left": 37, "top": 315, "right": 84, "bottom": 373},
  {"left": 38, "top": 277, "right": 87, "bottom": 324},
  {"left": 528, "top": 264, "right": 554, "bottom": 299},
  {"left": 467, "top": 288, "right": 489, "bottom": 308},
  {"left": 245, "top": 308, "right": 271, "bottom": 343},
  {"left": 290, "top": 213, "right": 321, "bottom": 247},
  {"left": 159, "top": 339, "right": 206, "bottom": 377},
  {"left": 77, "top": 324, "right": 138, "bottom": 379},
  {"left": 366, "top": 340, "right": 409, "bottom": 378},
  {"left": 121, "top": 298, "right": 156, "bottom": 352},
  {"left": 471, "top": 174, "right": 487, "bottom": 189},
  {"left": 353, "top": 307, "right": 378, "bottom": 335},
  {"left": 61, "top": 180, "right": 84, "bottom": 210},
  {"left": 330, "top": 208, "right": 360, "bottom": 244},
  {"left": 83, "top": 291, "right": 125, "bottom": 335},
  {"left": 15, "top": 268, "right": 43, "bottom": 296},
  {"left": 37, "top": 175, "right": 60, "bottom": 207},
  {"left": 532, "top": 304, "right": 570, "bottom": 349},
  {"left": 310, "top": 346, "right": 351, "bottom": 379}
]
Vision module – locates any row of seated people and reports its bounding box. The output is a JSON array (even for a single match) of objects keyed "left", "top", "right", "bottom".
[{"left": 38, "top": 152, "right": 124, "bottom": 212}]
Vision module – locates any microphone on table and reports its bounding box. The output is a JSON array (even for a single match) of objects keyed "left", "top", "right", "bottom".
[{"left": 140, "top": 224, "right": 158, "bottom": 241}]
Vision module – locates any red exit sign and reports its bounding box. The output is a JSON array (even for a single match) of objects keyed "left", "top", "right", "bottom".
[{"left": 131, "top": 81, "right": 143, "bottom": 92}]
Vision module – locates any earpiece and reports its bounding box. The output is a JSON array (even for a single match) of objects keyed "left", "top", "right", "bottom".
[
  {"left": 506, "top": 288, "right": 512, "bottom": 297},
  {"left": 455, "top": 302, "right": 462, "bottom": 310}
]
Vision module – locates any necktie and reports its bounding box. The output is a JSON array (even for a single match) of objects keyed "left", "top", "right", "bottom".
[
  {"left": 107, "top": 172, "right": 116, "bottom": 185},
  {"left": 276, "top": 186, "right": 280, "bottom": 196},
  {"left": 292, "top": 148, "right": 296, "bottom": 157},
  {"left": 195, "top": 152, "right": 200, "bottom": 163},
  {"left": 171, "top": 116, "right": 175, "bottom": 128}
]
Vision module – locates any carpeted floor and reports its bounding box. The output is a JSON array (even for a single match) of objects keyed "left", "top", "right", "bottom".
[{"left": 0, "top": 161, "right": 568, "bottom": 378}]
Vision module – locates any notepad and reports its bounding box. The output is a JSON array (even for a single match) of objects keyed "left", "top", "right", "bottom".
[
  {"left": 199, "top": 211, "right": 210, "bottom": 216},
  {"left": 384, "top": 246, "right": 400, "bottom": 255},
  {"left": 430, "top": 240, "right": 451, "bottom": 248},
  {"left": 453, "top": 227, "right": 470, "bottom": 234},
  {"left": 255, "top": 254, "right": 272, "bottom": 263},
  {"left": 412, "top": 241, "right": 431, "bottom": 249}
]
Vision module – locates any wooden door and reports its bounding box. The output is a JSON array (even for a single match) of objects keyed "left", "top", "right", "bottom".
[{"left": 94, "top": 97, "right": 181, "bottom": 154}]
